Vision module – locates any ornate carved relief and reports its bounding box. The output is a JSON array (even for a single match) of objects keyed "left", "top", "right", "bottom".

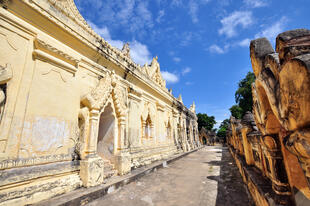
[
  {"left": 81, "top": 71, "right": 114, "bottom": 110},
  {"left": 79, "top": 71, "right": 130, "bottom": 186},
  {"left": 81, "top": 71, "right": 126, "bottom": 118},
  {"left": 79, "top": 71, "right": 128, "bottom": 156},
  {"left": 112, "top": 84, "right": 127, "bottom": 118},
  {"left": 46, "top": 0, "right": 92, "bottom": 34}
]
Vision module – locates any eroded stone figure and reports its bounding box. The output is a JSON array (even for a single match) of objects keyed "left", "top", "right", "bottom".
[
  {"left": 0, "top": 63, "right": 12, "bottom": 122},
  {"left": 227, "top": 29, "right": 310, "bottom": 206},
  {"left": 250, "top": 29, "right": 310, "bottom": 204}
]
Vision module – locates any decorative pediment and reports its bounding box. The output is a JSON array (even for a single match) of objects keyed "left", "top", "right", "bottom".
[
  {"left": 81, "top": 71, "right": 126, "bottom": 117},
  {"left": 81, "top": 71, "right": 114, "bottom": 110},
  {"left": 139, "top": 56, "right": 166, "bottom": 89}
]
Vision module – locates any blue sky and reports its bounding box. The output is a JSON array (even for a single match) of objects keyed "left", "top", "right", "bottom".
[{"left": 75, "top": 0, "right": 310, "bottom": 128}]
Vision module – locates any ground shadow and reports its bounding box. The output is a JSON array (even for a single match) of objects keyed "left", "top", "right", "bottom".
[
  {"left": 205, "top": 147, "right": 255, "bottom": 206},
  {"left": 203, "top": 160, "right": 222, "bottom": 166}
]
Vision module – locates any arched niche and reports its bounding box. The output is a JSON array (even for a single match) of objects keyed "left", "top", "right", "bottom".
[
  {"left": 141, "top": 114, "right": 153, "bottom": 139},
  {"left": 79, "top": 71, "right": 127, "bottom": 160},
  {"left": 97, "top": 102, "right": 118, "bottom": 163},
  {"left": 166, "top": 120, "right": 172, "bottom": 139}
]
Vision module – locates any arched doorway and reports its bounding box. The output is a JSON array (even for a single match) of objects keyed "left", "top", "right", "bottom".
[
  {"left": 202, "top": 137, "right": 207, "bottom": 145},
  {"left": 97, "top": 103, "right": 117, "bottom": 163}
]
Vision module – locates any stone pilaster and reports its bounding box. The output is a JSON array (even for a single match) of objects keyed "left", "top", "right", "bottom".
[
  {"left": 115, "top": 116, "right": 131, "bottom": 175},
  {"left": 79, "top": 109, "right": 105, "bottom": 187}
]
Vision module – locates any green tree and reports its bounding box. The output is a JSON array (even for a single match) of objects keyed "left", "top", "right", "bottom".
[
  {"left": 197, "top": 113, "right": 216, "bottom": 131},
  {"left": 229, "top": 105, "right": 243, "bottom": 119},
  {"left": 217, "top": 127, "right": 227, "bottom": 138},
  {"left": 219, "top": 119, "right": 230, "bottom": 129},
  {"left": 235, "top": 72, "right": 255, "bottom": 117},
  {"left": 216, "top": 119, "right": 230, "bottom": 142}
]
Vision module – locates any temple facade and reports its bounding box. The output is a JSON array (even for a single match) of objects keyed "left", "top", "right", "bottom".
[
  {"left": 0, "top": 0, "right": 199, "bottom": 205},
  {"left": 227, "top": 29, "right": 310, "bottom": 206}
]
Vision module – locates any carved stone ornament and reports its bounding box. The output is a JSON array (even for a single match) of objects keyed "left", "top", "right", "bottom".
[
  {"left": 81, "top": 71, "right": 114, "bottom": 110},
  {"left": 121, "top": 42, "right": 130, "bottom": 59},
  {"left": 80, "top": 155, "right": 104, "bottom": 187}
]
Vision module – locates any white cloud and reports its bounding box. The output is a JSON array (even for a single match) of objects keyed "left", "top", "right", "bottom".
[
  {"left": 88, "top": 21, "right": 126, "bottom": 49},
  {"left": 130, "top": 40, "right": 152, "bottom": 65},
  {"left": 218, "top": 0, "right": 231, "bottom": 6},
  {"left": 134, "top": 2, "right": 154, "bottom": 30},
  {"left": 238, "top": 38, "right": 251, "bottom": 47},
  {"left": 156, "top": 10, "right": 165, "bottom": 23},
  {"left": 180, "top": 32, "right": 193, "bottom": 46},
  {"left": 88, "top": 21, "right": 111, "bottom": 40},
  {"left": 208, "top": 44, "right": 229, "bottom": 54},
  {"left": 171, "top": 0, "right": 183, "bottom": 7},
  {"left": 214, "top": 120, "right": 222, "bottom": 129},
  {"left": 168, "top": 51, "right": 176, "bottom": 56},
  {"left": 189, "top": 0, "right": 199, "bottom": 23},
  {"left": 173, "top": 57, "right": 181, "bottom": 62},
  {"left": 88, "top": 21, "right": 152, "bottom": 65},
  {"left": 162, "top": 71, "right": 179, "bottom": 83},
  {"left": 243, "top": 0, "right": 267, "bottom": 8},
  {"left": 77, "top": 1, "right": 154, "bottom": 36},
  {"left": 234, "top": 17, "right": 287, "bottom": 49},
  {"left": 185, "top": 81, "right": 194, "bottom": 85},
  {"left": 117, "top": 0, "right": 135, "bottom": 24},
  {"left": 255, "top": 17, "right": 288, "bottom": 41},
  {"left": 219, "top": 11, "right": 253, "bottom": 38},
  {"left": 171, "top": 0, "right": 211, "bottom": 23},
  {"left": 182, "top": 67, "right": 191, "bottom": 75}
]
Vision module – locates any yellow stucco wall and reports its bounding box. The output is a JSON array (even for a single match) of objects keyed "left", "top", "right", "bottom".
[{"left": 0, "top": 0, "right": 200, "bottom": 205}]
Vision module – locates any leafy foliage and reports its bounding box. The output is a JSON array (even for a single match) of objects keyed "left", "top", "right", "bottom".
[
  {"left": 216, "top": 119, "right": 230, "bottom": 141},
  {"left": 229, "top": 105, "right": 243, "bottom": 119},
  {"left": 197, "top": 113, "right": 216, "bottom": 131},
  {"left": 220, "top": 119, "right": 230, "bottom": 129},
  {"left": 217, "top": 127, "right": 227, "bottom": 139},
  {"left": 234, "top": 72, "right": 255, "bottom": 117}
]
